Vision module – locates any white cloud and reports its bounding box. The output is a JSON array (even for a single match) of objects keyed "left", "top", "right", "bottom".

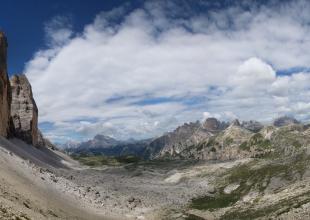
[
  {"left": 234, "top": 57, "right": 276, "bottom": 87},
  {"left": 24, "top": 1, "right": 310, "bottom": 142},
  {"left": 44, "top": 15, "right": 73, "bottom": 47},
  {"left": 202, "top": 112, "right": 221, "bottom": 121}
]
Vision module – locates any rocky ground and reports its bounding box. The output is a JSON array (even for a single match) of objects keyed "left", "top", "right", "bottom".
[
  {"left": 0, "top": 136, "right": 251, "bottom": 220},
  {"left": 0, "top": 138, "right": 117, "bottom": 220},
  {"left": 44, "top": 158, "right": 252, "bottom": 220},
  {"left": 52, "top": 153, "right": 310, "bottom": 220},
  {"left": 2, "top": 134, "right": 310, "bottom": 220}
]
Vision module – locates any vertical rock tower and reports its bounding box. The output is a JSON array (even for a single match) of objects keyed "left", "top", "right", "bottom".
[
  {"left": 10, "top": 74, "right": 38, "bottom": 146},
  {"left": 0, "top": 32, "right": 11, "bottom": 137}
]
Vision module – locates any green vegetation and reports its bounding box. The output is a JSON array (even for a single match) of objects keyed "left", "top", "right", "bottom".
[
  {"left": 196, "top": 143, "right": 203, "bottom": 151},
  {"left": 292, "top": 140, "right": 302, "bottom": 148},
  {"left": 239, "top": 133, "right": 271, "bottom": 152},
  {"left": 210, "top": 147, "right": 217, "bottom": 152},
  {"left": 72, "top": 154, "right": 141, "bottom": 167},
  {"left": 220, "top": 190, "right": 310, "bottom": 220},
  {"left": 190, "top": 188, "right": 240, "bottom": 210},
  {"left": 248, "top": 133, "right": 272, "bottom": 149},
  {"left": 239, "top": 141, "right": 249, "bottom": 151},
  {"left": 224, "top": 137, "right": 233, "bottom": 146},
  {"left": 206, "top": 137, "right": 219, "bottom": 147},
  {"left": 271, "top": 126, "right": 308, "bottom": 150},
  {"left": 189, "top": 154, "right": 310, "bottom": 214},
  {"left": 184, "top": 214, "right": 205, "bottom": 220}
]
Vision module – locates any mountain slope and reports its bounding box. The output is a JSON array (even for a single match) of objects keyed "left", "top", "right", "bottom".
[{"left": 0, "top": 138, "right": 116, "bottom": 220}]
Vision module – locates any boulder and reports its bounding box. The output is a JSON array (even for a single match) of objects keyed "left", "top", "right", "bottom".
[
  {"left": 0, "top": 32, "right": 11, "bottom": 137},
  {"left": 10, "top": 74, "right": 38, "bottom": 146}
]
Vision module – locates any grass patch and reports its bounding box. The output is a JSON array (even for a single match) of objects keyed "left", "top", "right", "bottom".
[
  {"left": 239, "top": 141, "right": 249, "bottom": 151},
  {"left": 248, "top": 133, "right": 272, "bottom": 149},
  {"left": 224, "top": 137, "right": 234, "bottom": 146},
  {"left": 206, "top": 137, "right": 219, "bottom": 147},
  {"left": 185, "top": 214, "right": 206, "bottom": 220},
  {"left": 190, "top": 189, "right": 240, "bottom": 210},
  {"left": 220, "top": 191, "right": 310, "bottom": 220},
  {"left": 292, "top": 140, "right": 302, "bottom": 148}
]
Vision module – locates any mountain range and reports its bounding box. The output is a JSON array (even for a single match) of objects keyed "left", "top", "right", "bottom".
[{"left": 63, "top": 115, "right": 306, "bottom": 161}]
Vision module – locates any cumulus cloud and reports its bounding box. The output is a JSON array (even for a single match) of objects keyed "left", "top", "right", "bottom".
[{"left": 24, "top": 0, "right": 310, "bottom": 142}]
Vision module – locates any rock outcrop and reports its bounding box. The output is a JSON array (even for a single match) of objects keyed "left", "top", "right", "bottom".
[
  {"left": 0, "top": 32, "right": 11, "bottom": 137},
  {"left": 10, "top": 74, "right": 38, "bottom": 146},
  {"left": 37, "top": 130, "right": 56, "bottom": 150}
]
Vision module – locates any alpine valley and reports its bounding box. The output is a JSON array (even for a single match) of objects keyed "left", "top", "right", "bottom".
[{"left": 1, "top": 1, "right": 310, "bottom": 219}]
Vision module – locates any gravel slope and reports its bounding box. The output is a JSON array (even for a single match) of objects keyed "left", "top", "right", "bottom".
[{"left": 0, "top": 137, "right": 119, "bottom": 220}]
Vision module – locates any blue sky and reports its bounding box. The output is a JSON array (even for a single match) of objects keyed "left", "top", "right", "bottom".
[
  {"left": 1, "top": 0, "right": 139, "bottom": 75},
  {"left": 2, "top": 0, "right": 310, "bottom": 143}
]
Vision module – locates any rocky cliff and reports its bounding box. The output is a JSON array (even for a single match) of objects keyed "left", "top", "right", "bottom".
[
  {"left": 0, "top": 32, "right": 60, "bottom": 149},
  {"left": 144, "top": 121, "right": 203, "bottom": 159},
  {"left": 10, "top": 74, "right": 39, "bottom": 146},
  {"left": 0, "top": 32, "right": 11, "bottom": 137},
  {"left": 149, "top": 118, "right": 229, "bottom": 159}
]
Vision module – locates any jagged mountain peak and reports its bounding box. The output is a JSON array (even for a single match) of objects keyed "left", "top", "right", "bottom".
[
  {"left": 230, "top": 119, "right": 240, "bottom": 126},
  {"left": 241, "top": 120, "right": 263, "bottom": 132},
  {"left": 93, "top": 134, "right": 116, "bottom": 141},
  {"left": 273, "top": 116, "right": 300, "bottom": 127},
  {"left": 202, "top": 117, "right": 221, "bottom": 131}
]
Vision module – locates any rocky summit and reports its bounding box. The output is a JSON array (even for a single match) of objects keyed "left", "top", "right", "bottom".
[
  {"left": 10, "top": 74, "right": 38, "bottom": 146},
  {"left": 273, "top": 115, "right": 300, "bottom": 127}
]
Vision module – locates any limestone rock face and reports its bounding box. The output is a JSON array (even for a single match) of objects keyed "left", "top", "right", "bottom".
[
  {"left": 145, "top": 121, "right": 201, "bottom": 158},
  {"left": 10, "top": 74, "right": 38, "bottom": 146},
  {"left": 203, "top": 118, "right": 221, "bottom": 131},
  {"left": 0, "top": 32, "right": 11, "bottom": 137},
  {"left": 202, "top": 118, "right": 229, "bottom": 132}
]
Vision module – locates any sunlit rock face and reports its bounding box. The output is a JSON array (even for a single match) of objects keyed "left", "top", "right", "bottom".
[
  {"left": 10, "top": 74, "right": 38, "bottom": 146},
  {"left": 0, "top": 32, "right": 12, "bottom": 137}
]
